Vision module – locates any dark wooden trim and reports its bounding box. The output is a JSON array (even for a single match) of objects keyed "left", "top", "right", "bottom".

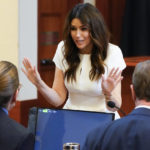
[
  {"left": 9, "top": 99, "right": 38, "bottom": 127},
  {"left": 121, "top": 67, "right": 135, "bottom": 116},
  {"left": 9, "top": 101, "right": 21, "bottom": 123},
  {"left": 124, "top": 56, "right": 150, "bottom": 67}
]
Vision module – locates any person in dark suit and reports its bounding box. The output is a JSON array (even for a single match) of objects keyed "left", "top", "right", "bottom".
[
  {"left": 0, "top": 61, "right": 34, "bottom": 150},
  {"left": 82, "top": 60, "right": 150, "bottom": 150}
]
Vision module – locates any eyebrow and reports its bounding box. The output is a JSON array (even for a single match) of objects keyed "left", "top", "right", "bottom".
[{"left": 71, "top": 24, "right": 88, "bottom": 28}]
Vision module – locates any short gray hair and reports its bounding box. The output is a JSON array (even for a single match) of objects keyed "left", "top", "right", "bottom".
[{"left": 132, "top": 60, "right": 150, "bottom": 101}]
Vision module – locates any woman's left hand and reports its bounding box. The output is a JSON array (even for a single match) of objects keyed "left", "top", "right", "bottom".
[{"left": 101, "top": 68, "right": 123, "bottom": 96}]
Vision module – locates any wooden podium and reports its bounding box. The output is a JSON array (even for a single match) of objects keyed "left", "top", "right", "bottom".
[{"left": 120, "top": 56, "right": 150, "bottom": 116}]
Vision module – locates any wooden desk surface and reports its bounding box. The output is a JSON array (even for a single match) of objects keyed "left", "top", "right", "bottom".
[{"left": 124, "top": 56, "right": 150, "bottom": 67}]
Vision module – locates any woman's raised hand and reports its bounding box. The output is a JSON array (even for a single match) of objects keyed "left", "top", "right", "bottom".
[
  {"left": 101, "top": 68, "right": 123, "bottom": 96},
  {"left": 22, "top": 57, "right": 42, "bottom": 87}
]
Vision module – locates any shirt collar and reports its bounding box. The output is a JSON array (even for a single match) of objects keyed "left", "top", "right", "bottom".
[{"left": 135, "top": 105, "right": 150, "bottom": 110}]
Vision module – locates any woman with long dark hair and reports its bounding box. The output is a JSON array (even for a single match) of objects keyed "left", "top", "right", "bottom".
[{"left": 22, "top": 3, "right": 126, "bottom": 119}]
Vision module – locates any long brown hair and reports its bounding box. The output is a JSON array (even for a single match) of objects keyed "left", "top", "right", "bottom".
[
  {"left": 0, "top": 61, "right": 19, "bottom": 108},
  {"left": 63, "top": 3, "right": 110, "bottom": 82}
]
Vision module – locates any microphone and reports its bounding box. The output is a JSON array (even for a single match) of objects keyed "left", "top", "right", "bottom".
[
  {"left": 107, "top": 101, "right": 126, "bottom": 116},
  {"left": 28, "top": 107, "right": 38, "bottom": 135}
]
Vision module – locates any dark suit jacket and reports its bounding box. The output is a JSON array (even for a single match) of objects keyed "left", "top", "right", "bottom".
[
  {"left": 83, "top": 108, "right": 150, "bottom": 150},
  {"left": 0, "top": 108, "right": 34, "bottom": 150}
]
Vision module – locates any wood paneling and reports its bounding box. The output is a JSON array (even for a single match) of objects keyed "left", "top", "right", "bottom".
[
  {"left": 39, "top": 0, "right": 67, "bottom": 14},
  {"left": 9, "top": 101, "right": 21, "bottom": 123},
  {"left": 121, "top": 67, "right": 134, "bottom": 115},
  {"left": 9, "top": 100, "right": 38, "bottom": 127},
  {"left": 96, "top": 0, "right": 126, "bottom": 45}
]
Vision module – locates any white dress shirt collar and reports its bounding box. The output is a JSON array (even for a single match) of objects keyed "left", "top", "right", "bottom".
[{"left": 135, "top": 105, "right": 150, "bottom": 110}]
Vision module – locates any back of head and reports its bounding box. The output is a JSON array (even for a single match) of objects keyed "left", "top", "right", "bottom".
[
  {"left": 0, "top": 61, "right": 19, "bottom": 108},
  {"left": 132, "top": 60, "right": 150, "bottom": 101}
]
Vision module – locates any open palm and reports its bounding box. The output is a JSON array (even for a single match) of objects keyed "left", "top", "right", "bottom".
[
  {"left": 22, "top": 57, "right": 41, "bottom": 86},
  {"left": 101, "top": 68, "right": 123, "bottom": 96}
]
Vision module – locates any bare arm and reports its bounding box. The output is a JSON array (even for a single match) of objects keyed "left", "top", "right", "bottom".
[
  {"left": 106, "top": 82, "right": 122, "bottom": 111},
  {"left": 101, "top": 68, "right": 123, "bottom": 111},
  {"left": 22, "top": 58, "right": 67, "bottom": 107}
]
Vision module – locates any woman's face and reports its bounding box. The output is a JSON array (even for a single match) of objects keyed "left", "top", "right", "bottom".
[{"left": 70, "top": 18, "right": 93, "bottom": 54}]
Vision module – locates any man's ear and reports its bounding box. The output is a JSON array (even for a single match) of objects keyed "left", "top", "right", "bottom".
[
  {"left": 130, "top": 84, "right": 136, "bottom": 102},
  {"left": 11, "top": 89, "right": 19, "bottom": 103}
]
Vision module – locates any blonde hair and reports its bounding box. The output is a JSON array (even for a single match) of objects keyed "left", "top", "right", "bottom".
[{"left": 0, "top": 61, "right": 19, "bottom": 107}]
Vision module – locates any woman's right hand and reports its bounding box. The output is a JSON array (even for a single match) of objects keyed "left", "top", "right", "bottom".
[{"left": 22, "top": 57, "right": 42, "bottom": 87}]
